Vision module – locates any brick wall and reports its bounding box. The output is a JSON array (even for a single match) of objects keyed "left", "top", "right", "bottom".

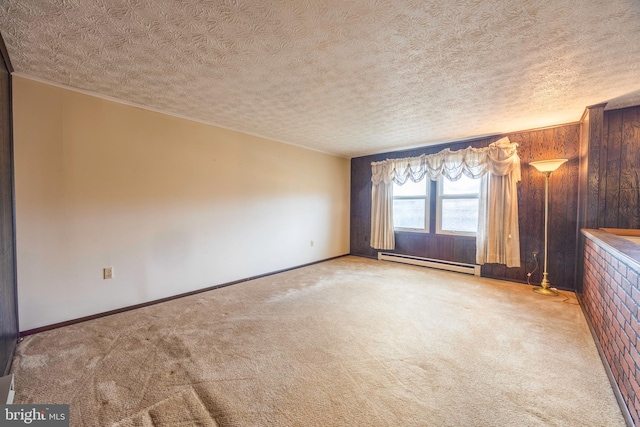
[{"left": 583, "top": 236, "right": 640, "bottom": 425}]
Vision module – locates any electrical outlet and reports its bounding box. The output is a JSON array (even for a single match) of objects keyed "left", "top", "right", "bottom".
[
  {"left": 310, "top": 240, "right": 314, "bottom": 247},
  {"left": 103, "top": 267, "right": 114, "bottom": 280}
]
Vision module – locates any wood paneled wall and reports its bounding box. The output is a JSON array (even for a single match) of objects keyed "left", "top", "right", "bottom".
[
  {"left": 584, "top": 105, "right": 606, "bottom": 230},
  {"left": 575, "top": 107, "right": 592, "bottom": 293},
  {"left": 575, "top": 104, "right": 640, "bottom": 292},
  {"left": 599, "top": 105, "right": 640, "bottom": 229},
  {"left": 351, "top": 124, "right": 580, "bottom": 289},
  {"left": 0, "top": 33, "right": 17, "bottom": 376}
]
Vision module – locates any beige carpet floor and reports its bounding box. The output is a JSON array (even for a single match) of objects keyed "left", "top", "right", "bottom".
[{"left": 11, "top": 256, "right": 625, "bottom": 426}]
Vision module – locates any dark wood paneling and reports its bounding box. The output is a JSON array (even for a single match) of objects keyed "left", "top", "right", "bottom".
[
  {"left": 515, "top": 130, "right": 542, "bottom": 284},
  {"left": 597, "top": 112, "right": 609, "bottom": 226},
  {"left": 393, "top": 233, "right": 476, "bottom": 264},
  {"left": 578, "top": 105, "right": 640, "bottom": 235},
  {"left": 0, "top": 32, "right": 17, "bottom": 376},
  {"left": 575, "top": 108, "right": 592, "bottom": 293},
  {"left": 350, "top": 124, "right": 581, "bottom": 289},
  {"left": 506, "top": 125, "right": 580, "bottom": 288},
  {"left": 586, "top": 105, "right": 605, "bottom": 229},
  {"left": 350, "top": 155, "right": 376, "bottom": 258},
  {"left": 604, "top": 109, "right": 622, "bottom": 227},
  {"left": 576, "top": 104, "right": 640, "bottom": 294},
  {"left": 618, "top": 107, "right": 640, "bottom": 228}
]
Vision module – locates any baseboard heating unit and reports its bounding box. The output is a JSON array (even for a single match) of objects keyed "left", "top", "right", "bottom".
[{"left": 378, "top": 252, "right": 481, "bottom": 276}]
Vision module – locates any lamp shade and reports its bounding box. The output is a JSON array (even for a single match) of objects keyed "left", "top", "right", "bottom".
[{"left": 529, "top": 159, "right": 568, "bottom": 172}]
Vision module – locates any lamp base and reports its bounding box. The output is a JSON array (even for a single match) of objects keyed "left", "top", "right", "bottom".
[
  {"left": 532, "top": 286, "right": 558, "bottom": 296},
  {"left": 532, "top": 273, "right": 558, "bottom": 296}
]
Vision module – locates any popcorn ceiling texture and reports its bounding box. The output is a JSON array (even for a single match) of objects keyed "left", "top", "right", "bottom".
[{"left": 1, "top": 0, "right": 640, "bottom": 157}]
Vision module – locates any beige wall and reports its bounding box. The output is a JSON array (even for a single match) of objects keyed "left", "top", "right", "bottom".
[{"left": 13, "top": 76, "right": 350, "bottom": 331}]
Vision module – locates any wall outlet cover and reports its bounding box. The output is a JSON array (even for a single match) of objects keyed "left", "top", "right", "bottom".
[{"left": 103, "top": 267, "right": 114, "bottom": 279}]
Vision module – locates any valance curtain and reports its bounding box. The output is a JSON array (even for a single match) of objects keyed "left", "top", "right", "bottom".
[{"left": 370, "top": 137, "right": 521, "bottom": 267}]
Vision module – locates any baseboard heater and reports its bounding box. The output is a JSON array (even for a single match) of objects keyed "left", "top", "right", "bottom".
[{"left": 378, "top": 252, "right": 481, "bottom": 276}]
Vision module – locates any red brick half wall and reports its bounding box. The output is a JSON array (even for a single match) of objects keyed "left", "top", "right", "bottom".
[{"left": 582, "top": 230, "right": 640, "bottom": 426}]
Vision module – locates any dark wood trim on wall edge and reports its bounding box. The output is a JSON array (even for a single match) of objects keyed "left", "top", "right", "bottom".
[
  {"left": 20, "top": 254, "right": 349, "bottom": 337},
  {"left": 2, "top": 341, "right": 16, "bottom": 377},
  {"left": 575, "top": 293, "right": 634, "bottom": 427},
  {"left": 0, "top": 32, "right": 13, "bottom": 73},
  {"left": 0, "top": 29, "right": 18, "bottom": 377}
]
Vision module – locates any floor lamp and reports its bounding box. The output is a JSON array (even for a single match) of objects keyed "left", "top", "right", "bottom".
[{"left": 529, "top": 158, "right": 568, "bottom": 296}]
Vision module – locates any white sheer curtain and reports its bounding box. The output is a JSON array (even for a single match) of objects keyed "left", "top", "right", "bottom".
[{"left": 370, "top": 137, "right": 521, "bottom": 267}]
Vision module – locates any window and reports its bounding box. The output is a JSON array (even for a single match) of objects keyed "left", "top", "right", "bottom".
[
  {"left": 437, "top": 175, "right": 480, "bottom": 235},
  {"left": 392, "top": 178, "right": 429, "bottom": 232}
]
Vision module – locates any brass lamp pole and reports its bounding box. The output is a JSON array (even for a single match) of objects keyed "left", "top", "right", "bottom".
[{"left": 529, "top": 159, "right": 568, "bottom": 296}]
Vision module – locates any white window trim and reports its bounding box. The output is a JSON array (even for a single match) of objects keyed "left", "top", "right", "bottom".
[
  {"left": 392, "top": 179, "right": 430, "bottom": 233},
  {"left": 436, "top": 177, "right": 479, "bottom": 237}
]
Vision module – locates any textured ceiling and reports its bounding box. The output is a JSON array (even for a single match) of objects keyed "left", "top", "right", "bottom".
[{"left": 1, "top": 0, "right": 640, "bottom": 157}]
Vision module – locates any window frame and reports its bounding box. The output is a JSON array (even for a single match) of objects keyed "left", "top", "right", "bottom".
[
  {"left": 436, "top": 175, "right": 480, "bottom": 237},
  {"left": 392, "top": 178, "right": 430, "bottom": 233}
]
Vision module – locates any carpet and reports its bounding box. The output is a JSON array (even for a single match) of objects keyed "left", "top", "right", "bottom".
[{"left": 10, "top": 256, "right": 625, "bottom": 426}]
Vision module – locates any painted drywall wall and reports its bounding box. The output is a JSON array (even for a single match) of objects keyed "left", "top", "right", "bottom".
[{"left": 13, "top": 76, "right": 350, "bottom": 331}]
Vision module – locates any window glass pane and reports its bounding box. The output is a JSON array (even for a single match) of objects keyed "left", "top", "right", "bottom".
[
  {"left": 393, "top": 179, "right": 427, "bottom": 196},
  {"left": 393, "top": 199, "right": 426, "bottom": 229},
  {"left": 441, "top": 199, "right": 478, "bottom": 233},
  {"left": 442, "top": 175, "right": 480, "bottom": 195}
]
